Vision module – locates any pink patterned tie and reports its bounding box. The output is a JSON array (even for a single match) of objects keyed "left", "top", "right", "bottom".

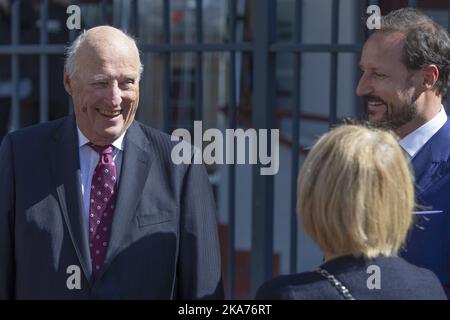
[{"left": 88, "top": 143, "right": 117, "bottom": 279}]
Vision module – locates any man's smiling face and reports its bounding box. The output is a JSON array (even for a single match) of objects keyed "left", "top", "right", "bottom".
[
  {"left": 64, "top": 27, "right": 141, "bottom": 145},
  {"left": 357, "top": 31, "right": 422, "bottom": 130}
]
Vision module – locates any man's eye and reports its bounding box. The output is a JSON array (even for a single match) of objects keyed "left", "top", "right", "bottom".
[
  {"left": 374, "top": 72, "right": 387, "bottom": 79},
  {"left": 93, "top": 81, "right": 108, "bottom": 86},
  {"left": 120, "top": 79, "right": 135, "bottom": 89}
]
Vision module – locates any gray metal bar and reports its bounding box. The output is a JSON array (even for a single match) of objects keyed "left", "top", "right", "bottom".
[
  {"left": 132, "top": 0, "right": 139, "bottom": 37},
  {"left": 162, "top": 0, "right": 171, "bottom": 133},
  {"left": 0, "top": 42, "right": 364, "bottom": 55},
  {"left": 101, "top": 0, "right": 108, "bottom": 24},
  {"left": 290, "top": 0, "right": 302, "bottom": 275},
  {"left": 140, "top": 43, "right": 254, "bottom": 53},
  {"left": 270, "top": 43, "right": 362, "bottom": 52},
  {"left": 0, "top": 43, "right": 256, "bottom": 55},
  {"left": 227, "top": 0, "right": 237, "bottom": 300},
  {"left": 195, "top": 0, "right": 203, "bottom": 121},
  {"left": 11, "top": 0, "right": 20, "bottom": 131},
  {"left": 329, "top": 0, "right": 339, "bottom": 126},
  {"left": 68, "top": 0, "right": 78, "bottom": 116},
  {"left": 448, "top": 0, "right": 450, "bottom": 33},
  {"left": 69, "top": 0, "right": 78, "bottom": 43},
  {"left": 40, "top": 0, "right": 49, "bottom": 123},
  {"left": 408, "top": 0, "right": 417, "bottom": 8},
  {"left": 0, "top": 44, "right": 67, "bottom": 54},
  {"left": 0, "top": 43, "right": 254, "bottom": 55},
  {"left": 251, "top": 0, "right": 276, "bottom": 297},
  {"left": 367, "top": 0, "right": 379, "bottom": 44},
  {"left": 355, "top": 0, "right": 365, "bottom": 118},
  {"left": 118, "top": 0, "right": 130, "bottom": 32}
]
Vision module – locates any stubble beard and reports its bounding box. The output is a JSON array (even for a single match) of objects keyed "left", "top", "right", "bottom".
[{"left": 372, "top": 100, "right": 418, "bottom": 131}]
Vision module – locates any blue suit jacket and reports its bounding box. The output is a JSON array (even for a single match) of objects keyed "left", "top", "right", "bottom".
[{"left": 401, "top": 117, "right": 450, "bottom": 298}]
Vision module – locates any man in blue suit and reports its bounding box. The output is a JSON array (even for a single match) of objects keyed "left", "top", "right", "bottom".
[
  {"left": 357, "top": 8, "right": 450, "bottom": 297},
  {"left": 0, "top": 26, "right": 223, "bottom": 299}
]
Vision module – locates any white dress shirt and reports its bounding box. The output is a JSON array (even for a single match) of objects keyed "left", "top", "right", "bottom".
[
  {"left": 400, "top": 105, "right": 447, "bottom": 159},
  {"left": 77, "top": 128, "right": 126, "bottom": 228}
]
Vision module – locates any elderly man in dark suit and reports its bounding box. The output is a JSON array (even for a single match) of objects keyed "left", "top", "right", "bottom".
[{"left": 0, "top": 25, "right": 223, "bottom": 299}]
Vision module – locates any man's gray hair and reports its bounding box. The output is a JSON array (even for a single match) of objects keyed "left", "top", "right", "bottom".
[{"left": 65, "top": 29, "right": 144, "bottom": 80}]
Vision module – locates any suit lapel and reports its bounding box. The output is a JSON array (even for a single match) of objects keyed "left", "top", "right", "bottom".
[
  {"left": 412, "top": 143, "right": 432, "bottom": 197},
  {"left": 412, "top": 118, "right": 450, "bottom": 198},
  {"left": 102, "top": 122, "right": 153, "bottom": 275},
  {"left": 49, "top": 116, "right": 93, "bottom": 286}
]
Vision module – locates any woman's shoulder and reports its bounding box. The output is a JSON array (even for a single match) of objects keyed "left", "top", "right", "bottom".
[
  {"left": 344, "top": 255, "right": 447, "bottom": 299},
  {"left": 381, "top": 256, "right": 447, "bottom": 296},
  {"left": 254, "top": 255, "right": 447, "bottom": 300},
  {"left": 373, "top": 255, "right": 440, "bottom": 281},
  {"left": 254, "top": 271, "right": 338, "bottom": 300}
]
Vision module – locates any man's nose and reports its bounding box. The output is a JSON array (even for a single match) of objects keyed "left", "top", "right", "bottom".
[
  {"left": 105, "top": 83, "right": 122, "bottom": 107},
  {"left": 356, "top": 73, "right": 371, "bottom": 97}
]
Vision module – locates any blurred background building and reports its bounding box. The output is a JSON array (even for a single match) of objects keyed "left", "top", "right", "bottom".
[{"left": 1, "top": 0, "right": 449, "bottom": 299}]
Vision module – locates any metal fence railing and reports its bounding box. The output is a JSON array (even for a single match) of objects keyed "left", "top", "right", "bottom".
[{"left": 1, "top": 0, "right": 449, "bottom": 299}]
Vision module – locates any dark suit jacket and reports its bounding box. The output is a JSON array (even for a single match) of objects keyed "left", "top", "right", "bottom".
[
  {"left": 0, "top": 115, "right": 224, "bottom": 299},
  {"left": 255, "top": 255, "right": 446, "bottom": 300},
  {"left": 401, "top": 117, "right": 450, "bottom": 298}
]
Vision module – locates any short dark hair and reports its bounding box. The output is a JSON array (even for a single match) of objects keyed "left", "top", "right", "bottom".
[{"left": 379, "top": 8, "right": 450, "bottom": 96}]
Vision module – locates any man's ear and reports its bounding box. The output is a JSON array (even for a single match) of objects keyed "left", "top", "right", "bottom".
[
  {"left": 63, "top": 69, "right": 73, "bottom": 96},
  {"left": 422, "top": 64, "right": 439, "bottom": 90}
]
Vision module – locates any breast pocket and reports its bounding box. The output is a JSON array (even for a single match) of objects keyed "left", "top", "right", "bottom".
[
  {"left": 411, "top": 210, "right": 445, "bottom": 231},
  {"left": 137, "top": 208, "right": 177, "bottom": 228}
]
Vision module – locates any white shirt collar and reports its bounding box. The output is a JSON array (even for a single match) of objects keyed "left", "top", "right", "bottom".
[
  {"left": 77, "top": 127, "right": 126, "bottom": 151},
  {"left": 400, "top": 105, "right": 447, "bottom": 158}
]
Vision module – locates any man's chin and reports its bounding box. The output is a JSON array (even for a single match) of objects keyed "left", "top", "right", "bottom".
[
  {"left": 91, "top": 127, "right": 124, "bottom": 144},
  {"left": 368, "top": 112, "right": 386, "bottom": 124}
]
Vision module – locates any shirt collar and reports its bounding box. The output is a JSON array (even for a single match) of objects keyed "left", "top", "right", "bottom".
[
  {"left": 400, "top": 105, "right": 447, "bottom": 158},
  {"left": 77, "top": 127, "right": 126, "bottom": 151}
]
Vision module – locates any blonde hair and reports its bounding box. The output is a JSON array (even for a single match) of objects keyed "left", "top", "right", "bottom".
[{"left": 298, "top": 124, "right": 414, "bottom": 259}]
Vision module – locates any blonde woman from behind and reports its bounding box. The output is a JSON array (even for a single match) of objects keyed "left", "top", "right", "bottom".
[{"left": 256, "top": 124, "right": 446, "bottom": 300}]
